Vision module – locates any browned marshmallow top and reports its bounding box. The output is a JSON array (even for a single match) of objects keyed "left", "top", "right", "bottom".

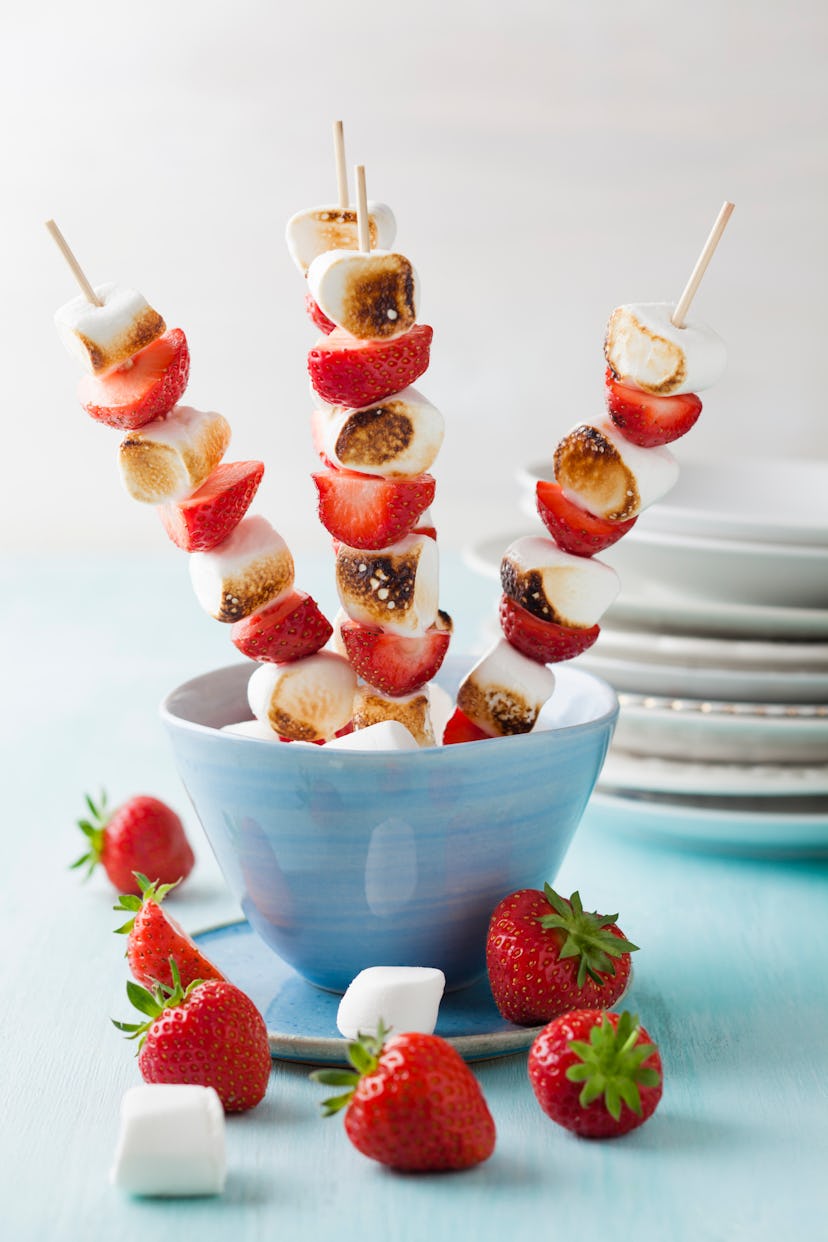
[
  {"left": 338, "top": 254, "right": 416, "bottom": 339},
  {"left": 553, "top": 424, "right": 640, "bottom": 522}
]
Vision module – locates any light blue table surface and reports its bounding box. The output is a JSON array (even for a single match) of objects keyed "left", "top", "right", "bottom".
[{"left": 3, "top": 551, "right": 827, "bottom": 1241}]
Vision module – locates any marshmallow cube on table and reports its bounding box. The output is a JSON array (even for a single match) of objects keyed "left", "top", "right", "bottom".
[
  {"left": 457, "top": 638, "right": 557, "bottom": 737},
  {"left": 352, "top": 685, "right": 435, "bottom": 747},
  {"left": 118, "top": 406, "right": 231, "bottom": 504},
  {"left": 54, "top": 282, "right": 166, "bottom": 375},
  {"left": 554, "top": 416, "right": 679, "bottom": 522},
  {"left": 335, "top": 534, "right": 439, "bottom": 637},
  {"left": 248, "top": 651, "right": 357, "bottom": 742},
  {"left": 311, "top": 386, "right": 445, "bottom": 478},
  {"left": 189, "top": 515, "right": 295, "bottom": 622},
  {"left": 336, "top": 966, "right": 446, "bottom": 1040},
  {"left": 501, "top": 535, "right": 620, "bottom": 629},
  {"left": 604, "top": 302, "right": 726, "bottom": 396},
  {"left": 285, "top": 202, "right": 396, "bottom": 276},
  {"left": 307, "top": 248, "right": 419, "bottom": 341},
  {"left": 110, "top": 1084, "right": 226, "bottom": 1198}
]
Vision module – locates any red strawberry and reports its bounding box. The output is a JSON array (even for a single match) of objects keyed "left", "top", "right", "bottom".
[
  {"left": 231, "top": 590, "right": 332, "bottom": 662},
  {"left": 158, "top": 460, "right": 264, "bottom": 552},
  {"left": 115, "top": 961, "right": 271, "bottom": 1113},
  {"left": 605, "top": 368, "right": 702, "bottom": 447},
  {"left": 313, "top": 467, "right": 435, "bottom": 549},
  {"left": 312, "top": 1025, "right": 496, "bottom": 1171},
  {"left": 305, "top": 291, "right": 336, "bottom": 335},
  {"left": 442, "top": 707, "right": 494, "bottom": 745},
  {"left": 528, "top": 1009, "right": 662, "bottom": 1137},
  {"left": 486, "top": 885, "right": 638, "bottom": 1026},
  {"left": 536, "top": 479, "right": 636, "bottom": 557},
  {"left": 77, "top": 328, "right": 190, "bottom": 429},
  {"left": 113, "top": 873, "right": 225, "bottom": 990},
  {"left": 308, "top": 324, "right": 433, "bottom": 407},
  {"left": 71, "top": 792, "right": 194, "bottom": 895},
  {"left": 340, "top": 618, "right": 450, "bottom": 695},
  {"left": 499, "top": 595, "right": 600, "bottom": 664}
]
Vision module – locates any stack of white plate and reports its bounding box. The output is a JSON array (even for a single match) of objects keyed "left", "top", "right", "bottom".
[{"left": 467, "top": 458, "right": 828, "bottom": 853}]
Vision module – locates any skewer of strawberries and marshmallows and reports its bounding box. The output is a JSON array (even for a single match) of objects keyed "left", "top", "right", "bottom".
[{"left": 448, "top": 202, "right": 734, "bottom": 744}]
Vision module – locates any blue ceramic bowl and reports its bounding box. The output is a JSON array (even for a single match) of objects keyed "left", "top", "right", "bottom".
[{"left": 161, "top": 655, "right": 617, "bottom": 992}]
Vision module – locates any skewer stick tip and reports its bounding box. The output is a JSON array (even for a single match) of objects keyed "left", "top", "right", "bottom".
[
  {"left": 332, "top": 120, "right": 349, "bottom": 210},
  {"left": 355, "top": 164, "right": 370, "bottom": 252},
  {"left": 45, "top": 219, "right": 102, "bottom": 306},
  {"left": 671, "top": 200, "right": 735, "bottom": 328}
]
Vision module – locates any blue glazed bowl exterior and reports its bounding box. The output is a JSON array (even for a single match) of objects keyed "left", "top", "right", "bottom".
[{"left": 161, "top": 655, "right": 617, "bottom": 992}]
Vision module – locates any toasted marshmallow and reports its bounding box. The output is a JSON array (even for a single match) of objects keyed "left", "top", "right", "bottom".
[
  {"left": 501, "top": 536, "right": 620, "bottom": 629},
  {"left": 325, "top": 720, "right": 419, "bottom": 751},
  {"left": 311, "top": 387, "right": 444, "bottom": 478},
  {"left": 456, "top": 639, "right": 556, "bottom": 736},
  {"left": 189, "top": 516, "right": 294, "bottom": 622},
  {"left": 307, "top": 249, "right": 418, "bottom": 340},
  {"left": 119, "top": 406, "right": 231, "bottom": 505},
  {"left": 110, "top": 1085, "right": 225, "bottom": 1197},
  {"left": 427, "top": 681, "right": 454, "bottom": 745},
  {"left": 554, "top": 417, "right": 679, "bottom": 521},
  {"left": 220, "top": 719, "right": 281, "bottom": 741},
  {"left": 604, "top": 302, "right": 726, "bottom": 395},
  {"left": 336, "top": 966, "right": 446, "bottom": 1040},
  {"left": 55, "top": 281, "right": 166, "bottom": 375},
  {"left": 248, "top": 651, "right": 356, "bottom": 742},
  {"left": 285, "top": 202, "right": 396, "bottom": 275},
  {"left": 353, "top": 686, "right": 435, "bottom": 747},
  {"left": 336, "top": 535, "right": 439, "bottom": 637}
]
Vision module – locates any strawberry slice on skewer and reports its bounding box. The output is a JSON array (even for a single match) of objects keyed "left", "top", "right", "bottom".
[
  {"left": 442, "top": 707, "right": 495, "bottom": 746},
  {"left": 312, "top": 468, "right": 435, "bottom": 550},
  {"left": 231, "top": 590, "right": 333, "bottom": 663},
  {"left": 605, "top": 368, "right": 702, "bottom": 447},
  {"left": 308, "top": 324, "right": 433, "bottom": 407},
  {"left": 78, "top": 328, "right": 190, "bottom": 429},
  {"left": 159, "top": 460, "right": 265, "bottom": 552},
  {"left": 305, "top": 292, "right": 336, "bottom": 335},
  {"left": 340, "top": 619, "right": 450, "bottom": 696},
  {"left": 500, "top": 595, "right": 600, "bottom": 663},
  {"left": 536, "top": 479, "right": 636, "bottom": 558}
]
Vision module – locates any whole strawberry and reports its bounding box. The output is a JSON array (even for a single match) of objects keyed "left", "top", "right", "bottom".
[
  {"left": 486, "top": 885, "right": 638, "bottom": 1026},
  {"left": 312, "top": 1025, "right": 496, "bottom": 1172},
  {"left": 528, "top": 1009, "right": 662, "bottom": 1137},
  {"left": 71, "top": 792, "right": 194, "bottom": 895},
  {"left": 114, "top": 873, "right": 225, "bottom": 990},
  {"left": 114, "top": 960, "right": 270, "bottom": 1113}
]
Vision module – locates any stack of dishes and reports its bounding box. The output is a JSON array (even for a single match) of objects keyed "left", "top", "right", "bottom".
[{"left": 467, "top": 458, "right": 828, "bottom": 854}]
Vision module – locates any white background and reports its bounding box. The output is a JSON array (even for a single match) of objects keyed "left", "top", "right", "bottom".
[{"left": 2, "top": 0, "right": 825, "bottom": 557}]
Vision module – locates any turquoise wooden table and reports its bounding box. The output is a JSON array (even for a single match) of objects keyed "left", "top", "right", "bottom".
[{"left": 3, "top": 551, "right": 827, "bottom": 1241}]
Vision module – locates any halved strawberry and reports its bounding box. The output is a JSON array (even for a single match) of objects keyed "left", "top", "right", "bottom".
[
  {"left": 312, "top": 468, "right": 435, "bottom": 549},
  {"left": 158, "top": 460, "right": 265, "bottom": 552},
  {"left": 442, "top": 707, "right": 494, "bottom": 746},
  {"left": 308, "top": 324, "right": 433, "bottom": 407},
  {"left": 231, "top": 590, "right": 333, "bottom": 663},
  {"left": 340, "top": 620, "right": 451, "bottom": 696},
  {"left": 305, "top": 291, "right": 336, "bottom": 335},
  {"left": 536, "top": 479, "right": 636, "bottom": 557},
  {"left": 78, "top": 328, "right": 190, "bottom": 429},
  {"left": 605, "top": 368, "right": 702, "bottom": 447},
  {"left": 500, "top": 594, "right": 599, "bottom": 664}
]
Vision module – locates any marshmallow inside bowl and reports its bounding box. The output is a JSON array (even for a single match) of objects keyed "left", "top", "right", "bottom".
[{"left": 161, "top": 654, "right": 617, "bottom": 993}]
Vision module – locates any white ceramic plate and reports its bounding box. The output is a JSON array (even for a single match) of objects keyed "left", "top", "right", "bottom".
[
  {"left": 583, "top": 790, "right": 828, "bottom": 855},
  {"left": 598, "top": 749, "right": 828, "bottom": 797},
  {"left": 578, "top": 649, "right": 828, "bottom": 703},
  {"left": 613, "top": 692, "right": 828, "bottom": 764},
  {"left": 517, "top": 458, "right": 828, "bottom": 546},
  {"left": 595, "top": 626, "right": 828, "bottom": 672},
  {"left": 463, "top": 533, "right": 828, "bottom": 640}
]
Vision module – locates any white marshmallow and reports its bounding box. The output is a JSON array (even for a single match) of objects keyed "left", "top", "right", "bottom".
[
  {"left": 324, "top": 720, "right": 419, "bottom": 751},
  {"left": 336, "top": 534, "right": 439, "bottom": 636},
  {"left": 189, "top": 515, "right": 294, "bottom": 622},
  {"left": 352, "top": 686, "right": 435, "bottom": 747},
  {"left": 247, "top": 651, "right": 356, "bottom": 742},
  {"left": 501, "top": 535, "right": 620, "bottom": 629},
  {"left": 285, "top": 202, "right": 396, "bottom": 275},
  {"left": 119, "top": 406, "right": 231, "bottom": 505},
  {"left": 554, "top": 417, "right": 679, "bottom": 521},
  {"left": 604, "top": 302, "right": 726, "bottom": 395},
  {"left": 311, "top": 386, "right": 444, "bottom": 478},
  {"left": 456, "top": 639, "right": 557, "bottom": 736},
  {"left": 307, "top": 249, "right": 419, "bottom": 340},
  {"left": 55, "top": 281, "right": 166, "bottom": 375},
  {"left": 336, "top": 967, "right": 446, "bottom": 1040},
  {"left": 427, "top": 681, "right": 454, "bottom": 745},
  {"left": 220, "top": 719, "right": 282, "bottom": 741},
  {"left": 110, "top": 1085, "right": 225, "bottom": 1197}
]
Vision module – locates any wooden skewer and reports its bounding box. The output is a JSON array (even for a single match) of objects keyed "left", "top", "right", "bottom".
[
  {"left": 44, "top": 219, "right": 102, "bottom": 306},
  {"left": 671, "top": 201, "right": 735, "bottom": 328},
  {"left": 355, "top": 164, "right": 370, "bottom": 252},
  {"left": 333, "top": 120, "right": 349, "bottom": 210}
]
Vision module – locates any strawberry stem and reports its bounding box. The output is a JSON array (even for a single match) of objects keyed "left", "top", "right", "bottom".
[
  {"left": 565, "top": 1012, "right": 661, "bottom": 1120},
  {"left": 311, "top": 1022, "right": 390, "bottom": 1116},
  {"left": 538, "top": 886, "right": 639, "bottom": 988}
]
